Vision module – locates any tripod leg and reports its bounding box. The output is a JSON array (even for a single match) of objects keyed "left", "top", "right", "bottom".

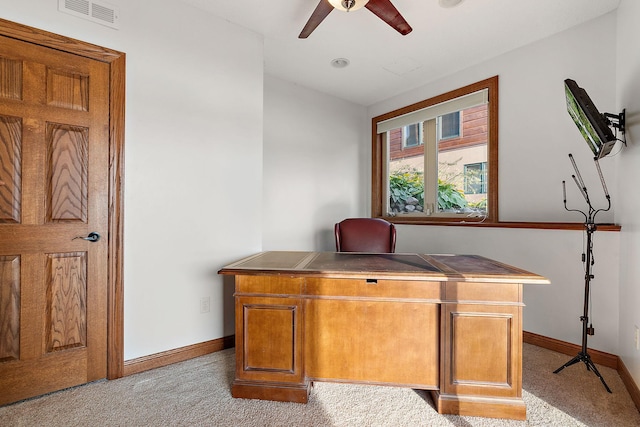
[
  {"left": 553, "top": 354, "right": 582, "bottom": 374},
  {"left": 584, "top": 357, "right": 612, "bottom": 393}
]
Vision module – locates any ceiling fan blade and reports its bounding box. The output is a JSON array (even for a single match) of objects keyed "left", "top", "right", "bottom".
[
  {"left": 299, "top": 0, "right": 335, "bottom": 39},
  {"left": 365, "top": 0, "right": 412, "bottom": 35}
]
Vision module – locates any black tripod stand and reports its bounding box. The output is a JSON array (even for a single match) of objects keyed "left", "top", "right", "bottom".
[{"left": 553, "top": 154, "right": 612, "bottom": 393}]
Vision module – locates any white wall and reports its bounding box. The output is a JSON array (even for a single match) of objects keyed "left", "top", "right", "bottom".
[
  {"left": 263, "top": 75, "right": 368, "bottom": 251},
  {"left": 616, "top": 0, "right": 640, "bottom": 386},
  {"left": 120, "top": 4, "right": 264, "bottom": 359},
  {"left": 0, "top": 0, "right": 264, "bottom": 360},
  {"left": 369, "top": 13, "right": 622, "bottom": 354}
]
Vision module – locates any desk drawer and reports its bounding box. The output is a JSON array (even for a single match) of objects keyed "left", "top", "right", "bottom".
[
  {"left": 444, "top": 282, "right": 522, "bottom": 303},
  {"left": 304, "top": 278, "right": 441, "bottom": 300},
  {"left": 236, "top": 275, "right": 303, "bottom": 295}
]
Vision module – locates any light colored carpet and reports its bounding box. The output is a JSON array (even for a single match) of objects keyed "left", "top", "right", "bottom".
[{"left": 1, "top": 344, "right": 639, "bottom": 426}]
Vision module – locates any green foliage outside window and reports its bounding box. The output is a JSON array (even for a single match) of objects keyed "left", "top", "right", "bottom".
[
  {"left": 389, "top": 167, "right": 471, "bottom": 213},
  {"left": 389, "top": 169, "right": 424, "bottom": 207},
  {"left": 437, "top": 180, "right": 467, "bottom": 210}
]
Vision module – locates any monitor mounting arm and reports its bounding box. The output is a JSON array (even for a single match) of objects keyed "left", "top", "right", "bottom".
[{"left": 604, "top": 108, "right": 626, "bottom": 137}]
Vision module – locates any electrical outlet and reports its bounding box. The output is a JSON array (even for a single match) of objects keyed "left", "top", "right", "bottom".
[
  {"left": 635, "top": 325, "right": 639, "bottom": 351},
  {"left": 200, "top": 296, "right": 210, "bottom": 314}
]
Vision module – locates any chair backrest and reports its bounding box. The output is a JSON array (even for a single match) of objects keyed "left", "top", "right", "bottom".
[{"left": 335, "top": 218, "right": 396, "bottom": 253}]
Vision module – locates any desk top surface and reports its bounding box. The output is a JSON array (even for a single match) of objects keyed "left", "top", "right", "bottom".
[{"left": 219, "top": 251, "right": 549, "bottom": 284}]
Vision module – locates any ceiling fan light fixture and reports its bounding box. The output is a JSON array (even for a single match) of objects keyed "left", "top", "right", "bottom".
[{"left": 329, "top": 0, "right": 369, "bottom": 12}]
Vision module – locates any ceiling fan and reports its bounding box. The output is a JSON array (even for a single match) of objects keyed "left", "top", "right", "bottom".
[{"left": 299, "top": 0, "right": 412, "bottom": 39}]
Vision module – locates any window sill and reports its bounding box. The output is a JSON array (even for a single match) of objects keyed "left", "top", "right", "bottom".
[{"left": 388, "top": 219, "right": 621, "bottom": 232}]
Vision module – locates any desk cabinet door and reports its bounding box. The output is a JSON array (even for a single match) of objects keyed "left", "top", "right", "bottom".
[
  {"left": 441, "top": 303, "right": 522, "bottom": 398},
  {"left": 235, "top": 295, "right": 304, "bottom": 384}
]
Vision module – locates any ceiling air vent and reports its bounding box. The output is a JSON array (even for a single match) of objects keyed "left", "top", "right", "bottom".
[{"left": 58, "top": 0, "right": 120, "bottom": 29}]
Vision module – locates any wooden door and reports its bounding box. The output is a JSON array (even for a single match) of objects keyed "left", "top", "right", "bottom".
[{"left": 0, "top": 33, "right": 111, "bottom": 405}]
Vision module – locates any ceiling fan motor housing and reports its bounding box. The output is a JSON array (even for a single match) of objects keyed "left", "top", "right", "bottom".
[
  {"left": 329, "top": 0, "right": 369, "bottom": 12},
  {"left": 343, "top": 0, "right": 356, "bottom": 10}
]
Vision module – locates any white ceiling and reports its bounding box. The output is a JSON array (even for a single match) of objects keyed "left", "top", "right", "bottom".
[{"left": 177, "top": 0, "right": 620, "bottom": 106}]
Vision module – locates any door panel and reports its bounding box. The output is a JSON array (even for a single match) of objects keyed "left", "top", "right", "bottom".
[
  {"left": 0, "top": 34, "right": 110, "bottom": 405},
  {"left": 46, "top": 123, "right": 89, "bottom": 223},
  {"left": 0, "top": 114, "right": 21, "bottom": 223},
  {"left": 0, "top": 255, "right": 20, "bottom": 362},
  {"left": 46, "top": 251, "right": 88, "bottom": 352}
]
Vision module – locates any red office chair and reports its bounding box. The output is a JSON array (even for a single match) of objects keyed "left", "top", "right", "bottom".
[{"left": 335, "top": 218, "right": 396, "bottom": 253}]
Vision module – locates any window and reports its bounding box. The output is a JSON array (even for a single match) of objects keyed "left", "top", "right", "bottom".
[
  {"left": 439, "top": 111, "right": 461, "bottom": 140},
  {"left": 464, "top": 162, "right": 487, "bottom": 195},
  {"left": 372, "top": 76, "right": 498, "bottom": 224},
  {"left": 403, "top": 123, "right": 423, "bottom": 147}
]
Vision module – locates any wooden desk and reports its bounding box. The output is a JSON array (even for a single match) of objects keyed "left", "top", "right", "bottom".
[{"left": 218, "top": 251, "right": 549, "bottom": 420}]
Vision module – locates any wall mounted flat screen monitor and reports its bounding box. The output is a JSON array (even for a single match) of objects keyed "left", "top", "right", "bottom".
[{"left": 564, "top": 79, "right": 616, "bottom": 159}]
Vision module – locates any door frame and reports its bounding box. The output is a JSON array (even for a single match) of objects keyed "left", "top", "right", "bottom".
[{"left": 0, "top": 18, "right": 126, "bottom": 379}]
